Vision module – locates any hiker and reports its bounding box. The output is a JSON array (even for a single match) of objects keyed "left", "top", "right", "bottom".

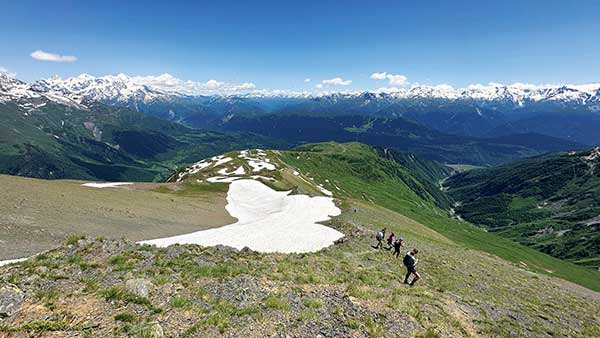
[
  {"left": 403, "top": 248, "right": 421, "bottom": 286},
  {"left": 385, "top": 233, "right": 396, "bottom": 250},
  {"left": 372, "top": 227, "right": 386, "bottom": 249},
  {"left": 393, "top": 237, "right": 404, "bottom": 258}
]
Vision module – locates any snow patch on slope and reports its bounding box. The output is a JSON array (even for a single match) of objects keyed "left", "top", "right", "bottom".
[
  {"left": 82, "top": 182, "right": 132, "bottom": 188},
  {"left": 140, "top": 179, "right": 342, "bottom": 253}
]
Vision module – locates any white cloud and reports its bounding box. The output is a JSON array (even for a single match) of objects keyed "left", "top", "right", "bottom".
[
  {"left": 370, "top": 72, "right": 388, "bottom": 80},
  {"left": 315, "top": 84, "right": 323, "bottom": 89},
  {"left": 0, "top": 67, "right": 16, "bottom": 78},
  {"left": 204, "top": 79, "right": 224, "bottom": 89},
  {"left": 387, "top": 74, "right": 408, "bottom": 86},
  {"left": 321, "top": 77, "right": 352, "bottom": 86},
  {"left": 370, "top": 72, "right": 408, "bottom": 86},
  {"left": 304, "top": 78, "right": 311, "bottom": 83},
  {"left": 30, "top": 50, "right": 77, "bottom": 62}
]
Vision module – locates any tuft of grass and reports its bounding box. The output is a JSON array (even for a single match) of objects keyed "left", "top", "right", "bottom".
[
  {"left": 68, "top": 254, "right": 101, "bottom": 271},
  {"left": 347, "top": 318, "right": 361, "bottom": 330},
  {"left": 182, "top": 300, "right": 259, "bottom": 336},
  {"left": 156, "top": 257, "right": 247, "bottom": 279},
  {"left": 114, "top": 312, "right": 137, "bottom": 323},
  {"left": 298, "top": 309, "right": 318, "bottom": 321},
  {"left": 81, "top": 277, "right": 99, "bottom": 293},
  {"left": 170, "top": 296, "right": 193, "bottom": 309},
  {"left": 263, "top": 294, "right": 290, "bottom": 312},
  {"left": 65, "top": 235, "right": 85, "bottom": 246},
  {"left": 108, "top": 255, "right": 134, "bottom": 271},
  {"left": 302, "top": 297, "right": 323, "bottom": 309},
  {"left": 364, "top": 315, "right": 385, "bottom": 338},
  {"left": 34, "top": 290, "right": 60, "bottom": 310},
  {"left": 346, "top": 284, "right": 372, "bottom": 300},
  {"left": 418, "top": 328, "right": 441, "bottom": 338},
  {"left": 35, "top": 253, "right": 49, "bottom": 261},
  {"left": 1, "top": 320, "right": 68, "bottom": 332},
  {"left": 100, "top": 287, "right": 162, "bottom": 313}
]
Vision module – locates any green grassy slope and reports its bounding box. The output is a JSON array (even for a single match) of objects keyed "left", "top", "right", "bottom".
[
  {"left": 0, "top": 102, "right": 287, "bottom": 182},
  {"left": 280, "top": 142, "right": 600, "bottom": 291},
  {"left": 1, "top": 142, "right": 599, "bottom": 336},
  {"left": 444, "top": 147, "right": 600, "bottom": 269}
]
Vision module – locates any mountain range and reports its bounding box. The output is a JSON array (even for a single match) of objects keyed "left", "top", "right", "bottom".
[
  {"left": 25, "top": 73, "right": 600, "bottom": 145},
  {"left": 0, "top": 74, "right": 286, "bottom": 181},
  {"left": 1, "top": 73, "right": 591, "bottom": 175}
]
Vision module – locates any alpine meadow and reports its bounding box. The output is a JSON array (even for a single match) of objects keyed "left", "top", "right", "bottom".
[{"left": 1, "top": 1, "right": 599, "bottom": 337}]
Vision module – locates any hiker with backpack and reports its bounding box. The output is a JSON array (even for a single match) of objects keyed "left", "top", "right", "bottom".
[
  {"left": 372, "top": 228, "right": 386, "bottom": 249},
  {"left": 403, "top": 248, "right": 421, "bottom": 286},
  {"left": 393, "top": 237, "right": 404, "bottom": 258},
  {"left": 385, "top": 233, "right": 396, "bottom": 250}
]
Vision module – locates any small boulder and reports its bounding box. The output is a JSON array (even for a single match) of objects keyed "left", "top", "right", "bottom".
[
  {"left": 125, "top": 278, "right": 153, "bottom": 298},
  {"left": 146, "top": 321, "right": 164, "bottom": 337},
  {"left": 0, "top": 285, "right": 24, "bottom": 318},
  {"left": 213, "top": 245, "right": 238, "bottom": 255}
]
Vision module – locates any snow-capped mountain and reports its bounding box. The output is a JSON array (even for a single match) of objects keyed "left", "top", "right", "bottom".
[
  {"left": 4, "top": 72, "right": 600, "bottom": 144},
  {"left": 0, "top": 73, "right": 85, "bottom": 112},
  {"left": 30, "top": 73, "right": 600, "bottom": 114},
  {"left": 33, "top": 73, "right": 183, "bottom": 109}
]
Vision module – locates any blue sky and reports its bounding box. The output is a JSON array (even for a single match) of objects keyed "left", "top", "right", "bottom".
[{"left": 1, "top": 0, "right": 599, "bottom": 92}]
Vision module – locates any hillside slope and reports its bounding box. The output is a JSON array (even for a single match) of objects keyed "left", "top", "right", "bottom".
[
  {"left": 0, "top": 101, "right": 286, "bottom": 182},
  {"left": 444, "top": 147, "right": 600, "bottom": 269},
  {"left": 216, "top": 114, "right": 582, "bottom": 165},
  {"left": 0, "top": 142, "right": 598, "bottom": 337}
]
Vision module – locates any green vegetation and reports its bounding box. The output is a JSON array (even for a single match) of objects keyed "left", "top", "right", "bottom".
[
  {"left": 65, "top": 234, "right": 86, "bottom": 245},
  {"left": 1, "top": 141, "right": 599, "bottom": 336},
  {"left": 281, "top": 142, "right": 600, "bottom": 290},
  {"left": 445, "top": 147, "right": 600, "bottom": 268},
  {"left": 170, "top": 296, "right": 193, "bottom": 309},
  {"left": 100, "top": 286, "right": 162, "bottom": 313},
  {"left": 263, "top": 293, "right": 290, "bottom": 311},
  {"left": 220, "top": 113, "right": 579, "bottom": 165},
  {"left": 114, "top": 312, "right": 137, "bottom": 323},
  {"left": 0, "top": 101, "right": 287, "bottom": 182}
]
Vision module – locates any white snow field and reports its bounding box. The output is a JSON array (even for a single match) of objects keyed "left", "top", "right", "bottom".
[
  {"left": 141, "top": 179, "right": 343, "bottom": 253},
  {"left": 0, "top": 257, "right": 27, "bottom": 267},
  {"left": 82, "top": 182, "right": 132, "bottom": 188}
]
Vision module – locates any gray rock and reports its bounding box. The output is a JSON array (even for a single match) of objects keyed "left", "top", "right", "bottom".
[
  {"left": 0, "top": 285, "right": 24, "bottom": 318},
  {"left": 146, "top": 321, "right": 164, "bottom": 337},
  {"left": 82, "top": 321, "right": 100, "bottom": 329},
  {"left": 193, "top": 257, "right": 215, "bottom": 267},
  {"left": 125, "top": 278, "right": 153, "bottom": 298},
  {"left": 213, "top": 245, "right": 238, "bottom": 255},
  {"left": 165, "top": 245, "right": 187, "bottom": 259}
]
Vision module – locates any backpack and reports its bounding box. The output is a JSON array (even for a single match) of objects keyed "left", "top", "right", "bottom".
[
  {"left": 403, "top": 253, "right": 415, "bottom": 267},
  {"left": 376, "top": 231, "right": 384, "bottom": 240}
]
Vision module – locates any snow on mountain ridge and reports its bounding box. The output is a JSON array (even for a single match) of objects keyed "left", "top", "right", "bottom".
[
  {"left": 41, "top": 73, "right": 600, "bottom": 103},
  {"left": 0, "top": 73, "right": 85, "bottom": 110},
  {"left": 3, "top": 72, "right": 600, "bottom": 113}
]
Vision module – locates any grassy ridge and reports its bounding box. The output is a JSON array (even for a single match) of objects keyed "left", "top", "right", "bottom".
[
  {"left": 445, "top": 148, "right": 600, "bottom": 268},
  {"left": 281, "top": 142, "right": 600, "bottom": 291}
]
